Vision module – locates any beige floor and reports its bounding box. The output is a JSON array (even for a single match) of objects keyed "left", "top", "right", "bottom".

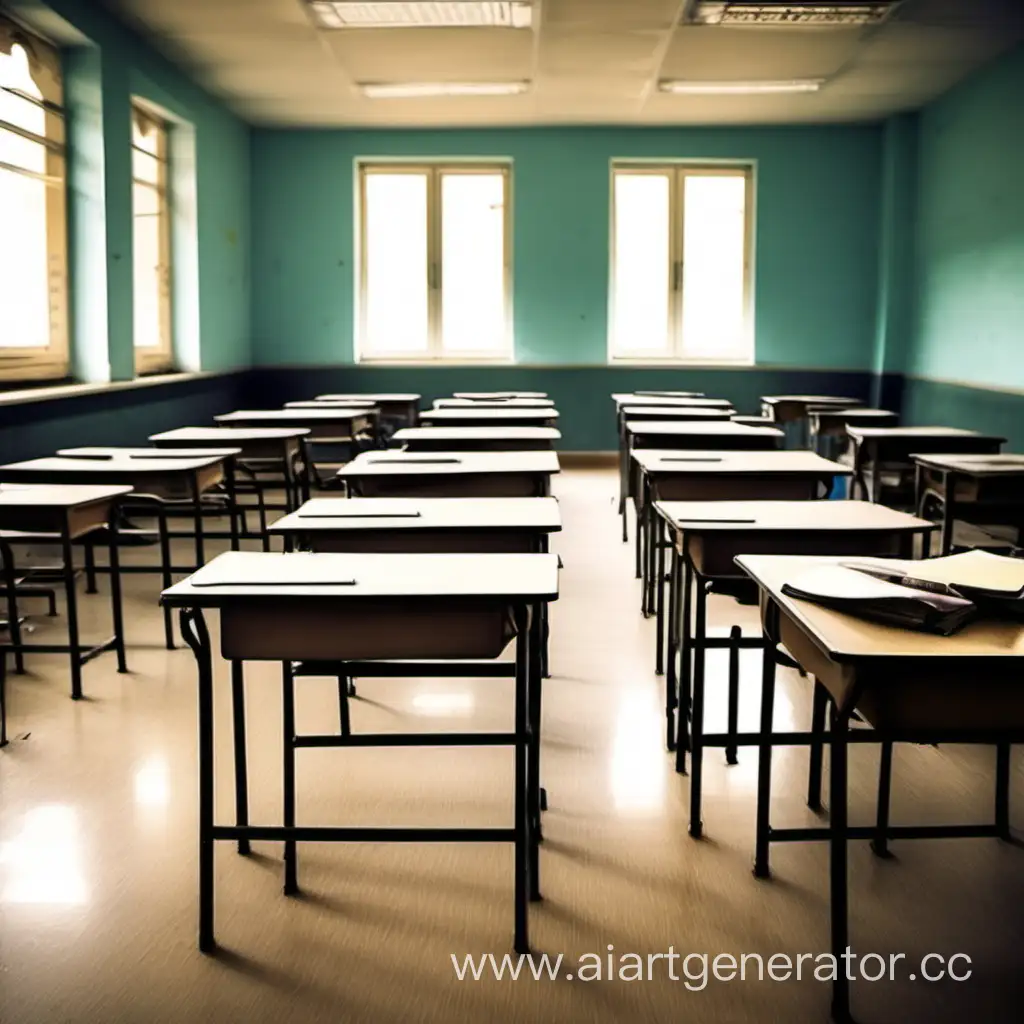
[{"left": 1, "top": 468, "right": 1022, "bottom": 1023}]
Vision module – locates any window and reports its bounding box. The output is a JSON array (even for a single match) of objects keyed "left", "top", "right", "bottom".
[
  {"left": 609, "top": 164, "right": 753, "bottom": 364},
  {"left": 132, "top": 103, "right": 172, "bottom": 373},
  {"left": 357, "top": 163, "right": 511, "bottom": 361},
  {"left": 0, "top": 18, "right": 67, "bottom": 380}
]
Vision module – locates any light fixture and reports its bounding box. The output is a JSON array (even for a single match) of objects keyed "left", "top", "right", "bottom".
[
  {"left": 687, "top": 2, "right": 900, "bottom": 27},
  {"left": 659, "top": 79, "right": 824, "bottom": 94},
  {"left": 360, "top": 80, "right": 530, "bottom": 98},
  {"left": 308, "top": 1, "right": 533, "bottom": 29}
]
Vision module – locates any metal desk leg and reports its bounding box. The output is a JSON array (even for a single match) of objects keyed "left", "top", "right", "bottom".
[
  {"left": 108, "top": 517, "right": 128, "bottom": 673},
  {"left": 0, "top": 539, "right": 25, "bottom": 675},
  {"left": 688, "top": 576, "right": 708, "bottom": 837},
  {"left": 158, "top": 505, "right": 175, "bottom": 650},
  {"left": 528, "top": 604, "right": 543, "bottom": 898},
  {"left": 665, "top": 544, "right": 680, "bottom": 750},
  {"left": 674, "top": 555, "right": 693, "bottom": 774},
  {"left": 226, "top": 462, "right": 240, "bottom": 552},
  {"left": 725, "top": 625, "right": 741, "bottom": 766},
  {"left": 807, "top": 680, "right": 828, "bottom": 812},
  {"left": 753, "top": 625, "right": 778, "bottom": 879},
  {"left": 231, "top": 660, "right": 251, "bottom": 856},
  {"left": 829, "top": 705, "right": 853, "bottom": 1024},
  {"left": 655, "top": 516, "right": 666, "bottom": 674},
  {"left": 283, "top": 660, "right": 298, "bottom": 895},
  {"left": 996, "top": 742, "right": 1012, "bottom": 840},
  {"left": 0, "top": 651, "right": 7, "bottom": 747},
  {"left": 337, "top": 673, "right": 352, "bottom": 736},
  {"left": 513, "top": 605, "right": 531, "bottom": 953},
  {"left": 871, "top": 741, "right": 894, "bottom": 858},
  {"left": 191, "top": 474, "right": 206, "bottom": 570},
  {"left": 61, "top": 529, "right": 83, "bottom": 700},
  {"left": 940, "top": 473, "right": 955, "bottom": 555}
]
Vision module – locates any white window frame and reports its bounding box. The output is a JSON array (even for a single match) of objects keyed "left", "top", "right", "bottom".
[
  {"left": 132, "top": 100, "right": 174, "bottom": 375},
  {"left": 0, "top": 17, "right": 68, "bottom": 381},
  {"left": 608, "top": 161, "right": 755, "bottom": 366},
  {"left": 355, "top": 160, "right": 513, "bottom": 364}
]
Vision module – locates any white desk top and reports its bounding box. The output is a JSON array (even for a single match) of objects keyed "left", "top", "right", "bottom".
[
  {"left": 657, "top": 499, "right": 932, "bottom": 533},
  {"left": 150, "top": 426, "right": 310, "bottom": 442},
  {"left": 633, "top": 449, "right": 849, "bottom": 475},
  {"left": 913, "top": 453, "right": 1024, "bottom": 477},
  {"left": 270, "top": 497, "right": 562, "bottom": 533},
  {"left": 627, "top": 420, "right": 783, "bottom": 439},
  {"left": 0, "top": 455, "right": 228, "bottom": 476},
  {"left": 316, "top": 393, "right": 421, "bottom": 402},
  {"left": 0, "top": 483, "right": 133, "bottom": 507},
  {"left": 633, "top": 390, "right": 705, "bottom": 398},
  {"left": 339, "top": 450, "right": 560, "bottom": 478},
  {"left": 453, "top": 392, "right": 548, "bottom": 400},
  {"left": 285, "top": 399, "right": 378, "bottom": 409},
  {"left": 612, "top": 394, "right": 732, "bottom": 409},
  {"left": 761, "top": 395, "right": 861, "bottom": 406},
  {"left": 58, "top": 446, "right": 241, "bottom": 460},
  {"left": 847, "top": 425, "right": 1002, "bottom": 441},
  {"left": 420, "top": 408, "right": 560, "bottom": 423},
  {"left": 434, "top": 398, "right": 556, "bottom": 409},
  {"left": 738, "top": 553, "right": 1024, "bottom": 661},
  {"left": 163, "top": 550, "right": 560, "bottom": 602},
  {"left": 392, "top": 426, "right": 561, "bottom": 442},
  {"left": 215, "top": 409, "right": 377, "bottom": 424},
  {"left": 809, "top": 408, "right": 897, "bottom": 422},
  {"left": 621, "top": 406, "right": 732, "bottom": 421}
]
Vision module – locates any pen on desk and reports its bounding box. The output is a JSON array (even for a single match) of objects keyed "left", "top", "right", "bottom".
[{"left": 840, "top": 562, "right": 961, "bottom": 597}]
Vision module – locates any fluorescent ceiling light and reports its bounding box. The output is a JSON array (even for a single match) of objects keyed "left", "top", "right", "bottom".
[
  {"left": 689, "top": 2, "right": 899, "bottom": 27},
  {"left": 361, "top": 80, "right": 530, "bottom": 98},
  {"left": 308, "top": 1, "right": 533, "bottom": 29},
  {"left": 660, "top": 79, "right": 824, "bottom": 94}
]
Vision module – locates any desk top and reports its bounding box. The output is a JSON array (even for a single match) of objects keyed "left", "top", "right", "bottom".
[
  {"left": 270, "top": 496, "right": 562, "bottom": 533},
  {"left": 633, "top": 449, "right": 849, "bottom": 475},
  {"left": 627, "top": 420, "right": 784, "bottom": 440},
  {"left": 453, "top": 391, "right": 548, "bottom": 400},
  {"left": 392, "top": 426, "right": 561, "bottom": 442},
  {"left": 633, "top": 390, "right": 705, "bottom": 398},
  {"left": 316, "top": 393, "right": 421, "bottom": 402},
  {"left": 420, "top": 408, "right": 560, "bottom": 423},
  {"left": 847, "top": 425, "right": 1003, "bottom": 442},
  {"left": 913, "top": 453, "right": 1024, "bottom": 477},
  {"left": 621, "top": 406, "right": 733, "bottom": 421},
  {"left": 809, "top": 408, "right": 897, "bottom": 423},
  {"left": 340, "top": 450, "right": 560, "bottom": 478},
  {"left": 57, "top": 446, "right": 241, "bottom": 460},
  {"left": 0, "top": 483, "right": 133, "bottom": 507},
  {"left": 433, "top": 398, "right": 556, "bottom": 409},
  {"left": 737, "top": 553, "right": 1024, "bottom": 661},
  {"left": 150, "top": 426, "right": 310, "bottom": 442},
  {"left": 0, "top": 455, "right": 227, "bottom": 477},
  {"left": 761, "top": 395, "right": 861, "bottom": 407},
  {"left": 612, "top": 394, "right": 733, "bottom": 409},
  {"left": 657, "top": 499, "right": 931, "bottom": 534},
  {"left": 163, "top": 550, "right": 560, "bottom": 603},
  {"left": 285, "top": 399, "right": 379, "bottom": 409},
  {"left": 215, "top": 408, "right": 377, "bottom": 424}
]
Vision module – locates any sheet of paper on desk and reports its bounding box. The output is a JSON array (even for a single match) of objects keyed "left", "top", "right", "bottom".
[
  {"left": 849, "top": 551, "right": 1024, "bottom": 600},
  {"left": 782, "top": 565, "right": 976, "bottom": 635}
]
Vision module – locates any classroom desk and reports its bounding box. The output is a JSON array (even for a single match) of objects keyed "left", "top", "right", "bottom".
[
  {"left": 730, "top": 415, "right": 776, "bottom": 428},
  {"left": 612, "top": 394, "right": 732, "bottom": 408},
  {"left": 284, "top": 399, "right": 378, "bottom": 410},
  {"left": 913, "top": 453, "right": 1024, "bottom": 555},
  {"left": 315, "top": 394, "right": 421, "bottom": 426},
  {"left": 215, "top": 407, "right": 378, "bottom": 442},
  {"left": 761, "top": 395, "right": 862, "bottom": 449},
  {"left": 633, "top": 390, "right": 706, "bottom": 398},
  {"left": 339, "top": 450, "right": 560, "bottom": 498},
  {"left": 433, "top": 398, "right": 556, "bottom": 409},
  {"left": 0, "top": 484, "right": 131, "bottom": 714},
  {"left": 453, "top": 391, "right": 549, "bottom": 400},
  {"left": 163, "top": 549, "right": 559, "bottom": 955},
  {"left": 736, "top": 552, "right": 1024, "bottom": 1023},
  {"left": 392, "top": 426, "right": 561, "bottom": 452},
  {"left": 847, "top": 426, "right": 1006, "bottom": 504},
  {"left": 656, "top": 501, "right": 933, "bottom": 837},
  {"left": 808, "top": 408, "right": 898, "bottom": 458},
  {"left": 0, "top": 455, "right": 234, "bottom": 649},
  {"left": 419, "top": 408, "right": 560, "bottom": 429}
]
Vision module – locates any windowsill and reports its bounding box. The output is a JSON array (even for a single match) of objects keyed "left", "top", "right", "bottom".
[
  {"left": 0, "top": 369, "right": 236, "bottom": 409},
  {"left": 608, "top": 358, "right": 756, "bottom": 368},
  {"left": 355, "top": 358, "right": 516, "bottom": 367}
]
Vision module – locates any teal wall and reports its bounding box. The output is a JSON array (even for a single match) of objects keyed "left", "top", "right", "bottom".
[
  {"left": 909, "top": 43, "right": 1024, "bottom": 389},
  {"left": 251, "top": 126, "right": 883, "bottom": 370}
]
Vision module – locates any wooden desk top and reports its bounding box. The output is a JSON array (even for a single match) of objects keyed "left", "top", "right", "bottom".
[
  {"left": 340, "top": 450, "right": 560, "bottom": 478},
  {"left": 453, "top": 391, "right": 548, "bottom": 400},
  {"left": 621, "top": 406, "right": 732, "bottom": 421},
  {"left": 270, "top": 497, "right": 562, "bottom": 534},
  {"left": 392, "top": 426, "right": 561, "bottom": 442},
  {"left": 316, "top": 393, "right": 421, "bottom": 402},
  {"left": 737, "top": 553, "right": 1024, "bottom": 661},
  {"left": 627, "top": 420, "right": 783, "bottom": 440},
  {"left": 657, "top": 499, "right": 931, "bottom": 534},
  {"left": 761, "top": 395, "right": 861, "bottom": 407},
  {"left": 284, "top": 399, "right": 378, "bottom": 409},
  {"left": 433, "top": 398, "right": 556, "bottom": 409},
  {"left": 633, "top": 390, "right": 705, "bottom": 398},
  {"left": 0, "top": 483, "right": 133, "bottom": 507},
  {"left": 810, "top": 408, "right": 898, "bottom": 424},
  {"left": 612, "top": 394, "right": 732, "bottom": 409},
  {"left": 633, "top": 449, "right": 849, "bottom": 475},
  {"left": 847, "top": 425, "right": 1003, "bottom": 442},
  {"left": 215, "top": 408, "right": 377, "bottom": 424},
  {"left": 913, "top": 453, "right": 1024, "bottom": 477},
  {"left": 150, "top": 426, "right": 310, "bottom": 443},
  {"left": 58, "top": 446, "right": 241, "bottom": 460},
  {"left": 420, "top": 408, "right": 560, "bottom": 423},
  {"left": 0, "top": 455, "right": 227, "bottom": 478},
  {"left": 163, "top": 550, "right": 560, "bottom": 604}
]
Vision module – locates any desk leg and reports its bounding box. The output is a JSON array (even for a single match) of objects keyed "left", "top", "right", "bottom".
[
  {"left": 666, "top": 545, "right": 680, "bottom": 751},
  {"left": 61, "top": 530, "right": 83, "bottom": 700},
  {"left": 108, "top": 517, "right": 128, "bottom": 673},
  {"left": 192, "top": 474, "right": 206, "bottom": 570},
  {"left": 226, "top": 462, "right": 240, "bottom": 552},
  {"left": 83, "top": 541, "right": 98, "bottom": 594},
  {"left": 688, "top": 576, "right": 707, "bottom": 837},
  {"left": 753, "top": 632, "right": 778, "bottom": 879},
  {"left": 725, "top": 625, "right": 741, "bottom": 766},
  {"left": 940, "top": 474, "right": 954, "bottom": 556},
  {"left": 513, "top": 605, "right": 531, "bottom": 953},
  {"left": 829, "top": 705, "right": 852, "bottom": 1024},
  {"left": 0, "top": 651, "right": 7, "bottom": 746},
  {"left": 655, "top": 518, "right": 666, "bottom": 674},
  {"left": 158, "top": 506, "right": 175, "bottom": 650},
  {"left": 337, "top": 673, "right": 352, "bottom": 736},
  {"left": 996, "top": 742, "right": 1012, "bottom": 840},
  {"left": 282, "top": 660, "right": 298, "bottom": 895},
  {"left": 179, "top": 608, "right": 216, "bottom": 952},
  {"left": 0, "top": 540, "right": 25, "bottom": 675},
  {"left": 231, "top": 661, "right": 251, "bottom": 856},
  {"left": 528, "top": 604, "right": 543, "bottom": 898},
  {"left": 674, "top": 555, "right": 693, "bottom": 773},
  {"left": 871, "top": 741, "right": 894, "bottom": 859},
  {"left": 807, "top": 680, "right": 828, "bottom": 812},
  {"left": 257, "top": 481, "right": 270, "bottom": 552}
]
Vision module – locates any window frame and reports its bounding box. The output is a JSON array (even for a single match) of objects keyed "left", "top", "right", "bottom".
[
  {"left": 0, "top": 17, "right": 69, "bottom": 381},
  {"left": 356, "top": 160, "right": 513, "bottom": 364},
  {"left": 131, "top": 101, "right": 174, "bottom": 375},
  {"left": 608, "top": 161, "right": 755, "bottom": 366}
]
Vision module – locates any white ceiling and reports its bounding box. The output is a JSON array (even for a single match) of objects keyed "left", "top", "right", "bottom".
[{"left": 98, "top": 0, "right": 1024, "bottom": 126}]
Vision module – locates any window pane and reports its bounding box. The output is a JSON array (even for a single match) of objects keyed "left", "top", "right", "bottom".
[
  {"left": 0, "top": 44, "right": 45, "bottom": 174},
  {"left": 363, "top": 173, "right": 429, "bottom": 355},
  {"left": 680, "top": 174, "right": 748, "bottom": 359},
  {"left": 0, "top": 169, "right": 50, "bottom": 348},
  {"left": 440, "top": 172, "right": 506, "bottom": 354},
  {"left": 612, "top": 173, "right": 671, "bottom": 355},
  {"left": 133, "top": 182, "right": 162, "bottom": 349}
]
